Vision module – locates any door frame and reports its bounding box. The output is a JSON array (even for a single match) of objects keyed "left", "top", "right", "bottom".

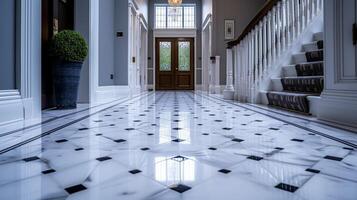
[{"left": 152, "top": 29, "right": 197, "bottom": 90}]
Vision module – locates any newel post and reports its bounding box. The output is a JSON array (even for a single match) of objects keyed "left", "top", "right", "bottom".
[{"left": 223, "top": 48, "right": 235, "bottom": 99}]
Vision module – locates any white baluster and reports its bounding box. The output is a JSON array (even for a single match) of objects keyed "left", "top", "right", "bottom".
[
  {"left": 296, "top": 0, "right": 301, "bottom": 35},
  {"left": 267, "top": 12, "right": 272, "bottom": 68},
  {"left": 280, "top": 0, "right": 285, "bottom": 51},
  {"left": 263, "top": 16, "right": 268, "bottom": 74},
  {"left": 272, "top": 7, "right": 277, "bottom": 63},
  {"left": 289, "top": 0, "right": 297, "bottom": 42},
  {"left": 276, "top": 2, "right": 282, "bottom": 57},
  {"left": 285, "top": 0, "right": 291, "bottom": 47},
  {"left": 301, "top": 0, "right": 305, "bottom": 31}
]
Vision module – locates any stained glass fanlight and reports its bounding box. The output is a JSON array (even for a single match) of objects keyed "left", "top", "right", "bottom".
[{"left": 168, "top": 0, "right": 182, "bottom": 6}]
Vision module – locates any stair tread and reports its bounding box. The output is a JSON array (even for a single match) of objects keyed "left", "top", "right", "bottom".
[
  {"left": 268, "top": 91, "right": 321, "bottom": 96},
  {"left": 294, "top": 49, "right": 323, "bottom": 55},
  {"left": 283, "top": 61, "right": 324, "bottom": 67},
  {"left": 282, "top": 76, "right": 324, "bottom": 79}
]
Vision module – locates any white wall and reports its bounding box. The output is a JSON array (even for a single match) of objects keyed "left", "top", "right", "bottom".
[{"left": 319, "top": 0, "right": 357, "bottom": 127}]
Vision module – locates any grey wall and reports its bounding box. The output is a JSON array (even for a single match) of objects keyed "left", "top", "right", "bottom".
[
  {"left": 75, "top": 0, "right": 90, "bottom": 103},
  {"left": 202, "top": 0, "right": 212, "bottom": 22},
  {"left": 148, "top": 0, "right": 202, "bottom": 85},
  {"left": 212, "top": 0, "right": 266, "bottom": 85},
  {"left": 99, "top": 0, "right": 116, "bottom": 86},
  {"left": 114, "top": 0, "right": 129, "bottom": 85},
  {"left": 0, "top": 0, "right": 16, "bottom": 90}
]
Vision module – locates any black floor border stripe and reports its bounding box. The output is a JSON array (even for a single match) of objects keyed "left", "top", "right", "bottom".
[
  {"left": 245, "top": 102, "right": 357, "bottom": 134},
  {"left": 0, "top": 92, "right": 155, "bottom": 155},
  {"left": 0, "top": 92, "right": 149, "bottom": 138},
  {"left": 194, "top": 92, "right": 357, "bottom": 149}
]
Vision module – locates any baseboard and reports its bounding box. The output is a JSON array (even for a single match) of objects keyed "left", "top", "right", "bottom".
[
  {"left": 318, "top": 91, "right": 357, "bottom": 128},
  {"left": 0, "top": 99, "right": 24, "bottom": 126},
  {"left": 95, "top": 86, "right": 131, "bottom": 104}
]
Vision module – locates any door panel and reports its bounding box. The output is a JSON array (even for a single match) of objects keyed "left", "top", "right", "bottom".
[
  {"left": 156, "top": 39, "right": 175, "bottom": 90},
  {"left": 176, "top": 39, "right": 194, "bottom": 90},
  {"left": 156, "top": 38, "right": 194, "bottom": 90}
]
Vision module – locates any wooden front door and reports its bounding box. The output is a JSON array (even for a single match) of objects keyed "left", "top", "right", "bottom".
[{"left": 156, "top": 38, "right": 194, "bottom": 90}]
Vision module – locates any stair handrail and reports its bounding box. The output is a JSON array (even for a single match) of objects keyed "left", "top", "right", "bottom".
[{"left": 227, "top": 0, "right": 280, "bottom": 49}]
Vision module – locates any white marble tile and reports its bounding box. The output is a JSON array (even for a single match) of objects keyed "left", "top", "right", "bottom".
[{"left": 0, "top": 91, "right": 356, "bottom": 200}]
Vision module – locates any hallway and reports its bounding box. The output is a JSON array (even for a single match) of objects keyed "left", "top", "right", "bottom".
[{"left": 1, "top": 92, "right": 357, "bottom": 200}]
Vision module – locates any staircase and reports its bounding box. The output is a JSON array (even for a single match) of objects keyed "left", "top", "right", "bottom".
[
  {"left": 226, "top": 0, "right": 324, "bottom": 116},
  {"left": 261, "top": 32, "right": 324, "bottom": 115}
]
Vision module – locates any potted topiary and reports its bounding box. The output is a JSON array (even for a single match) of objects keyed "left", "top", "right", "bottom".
[{"left": 51, "top": 30, "right": 88, "bottom": 109}]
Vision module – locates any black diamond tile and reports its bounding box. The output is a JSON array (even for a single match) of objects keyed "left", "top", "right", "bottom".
[
  {"left": 65, "top": 184, "right": 87, "bottom": 194},
  {"left": 202, "top": 133, "right": 209, "bottom": 136},
  {"left": 275, "top": 183, "right": 299, "bottom": 193},
  {"left": 172, "top": 127, "right": 182, "bottom": 130},
  {"left": 306, "top": 168, "right": 320, "bottom": 174},
  {"left": 172, "top": 139, "right": 185, "bottom": 143},
  {"left": 215, "top": 120, "right": 223, "bottom": 122},
  {"left": 147, "top": 133, "right": 154, "bottom": 136},
  {"left": 291, "top": 139, "right": 304, "bottom": 142},
  {"left": 133, "top": 120, "right": 141, "bottom": 122},
  {"left": 141, "top": 147, "right": 150, "bottom": 151},
  {"left": 93, "top": 120, "right": 103, "bottom": 122},
  {"left": 218, "top": 169, "right": 231, "bottom": 174},
  {"left": 95, "top": 133, "right": 103, "bottom": 136},
  {"left": 269, "top": 128, "right": 280, "bottom": 131},
  {"left": 343, "top": 147, "right": 354, "bottom": 151},
  {"left": 23, "top": 156, "right": 40, "bottom": 162},
  {"left": 232, "top": 138, "right": 244, "bottom": 143},
  {"left": 275, "top": 147, "right": 284, "bottom": 151},
  {"left": 255, "top": 120, "right": 263, "bottom": 122},
  {"left": 151, "top": 124, "right": 157, "bottom": 126},
  {"left": 223, "top": 127, "right": 232, "bottom": 130},
  {"left": 208, "top": 147, "right": 217, "bottom": 151},
  {"left": 255, "top": 133, "right": 262, "bottom": 136},
  {"left": 42, "top": 169, "right": 56, "bottom": 174},
  {"left": 324, "top": 155, "right": 344, "bottom": 161},
  {"left": 125, "top": 128, "right": 135, "bottom": 131},
  {"left": 247, "top": 156, "right": 263, "bottom": 161},
  {"left": 173, "top": 120, "right": 181, "bottom": 122},
  {"left": 114, "top": 139, "right": 127, "bottom": 143},
  {"left": 78, "top": 128, "right": 89, "bottom": 131},
  {"left": 197, "top": 124, "right": 203, "bottom": 126},
  {"left": 55, "top": 139, "right": 68, "bottom": 143},
  {"left": 96, "top": 156, "right": 112, "bottom": 162},
  {"left": 129, "top": 169, "right": 142, "bottom": 174},
  {"left": 75, "top": 148, "right": 84, "bottom": 151},
  {"left": 170, "top": 184, "right": 192, "bottom": 193},
  {"left": 171, "top": 156, "right": 188, "bottom": 162}
]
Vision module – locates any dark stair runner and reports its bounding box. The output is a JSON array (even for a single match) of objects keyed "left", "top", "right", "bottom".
[{"left": 267, "top": 40, "right": 324, "bottom": 114}]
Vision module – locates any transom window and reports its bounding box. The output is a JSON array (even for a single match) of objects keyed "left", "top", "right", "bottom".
[{"left": 155, "top": 4, "right": 196, "bottom": 29}]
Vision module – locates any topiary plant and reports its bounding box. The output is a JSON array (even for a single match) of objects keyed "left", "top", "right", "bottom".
[{"left": 51, "top": 30, "right": 88, "bottom": 62}]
